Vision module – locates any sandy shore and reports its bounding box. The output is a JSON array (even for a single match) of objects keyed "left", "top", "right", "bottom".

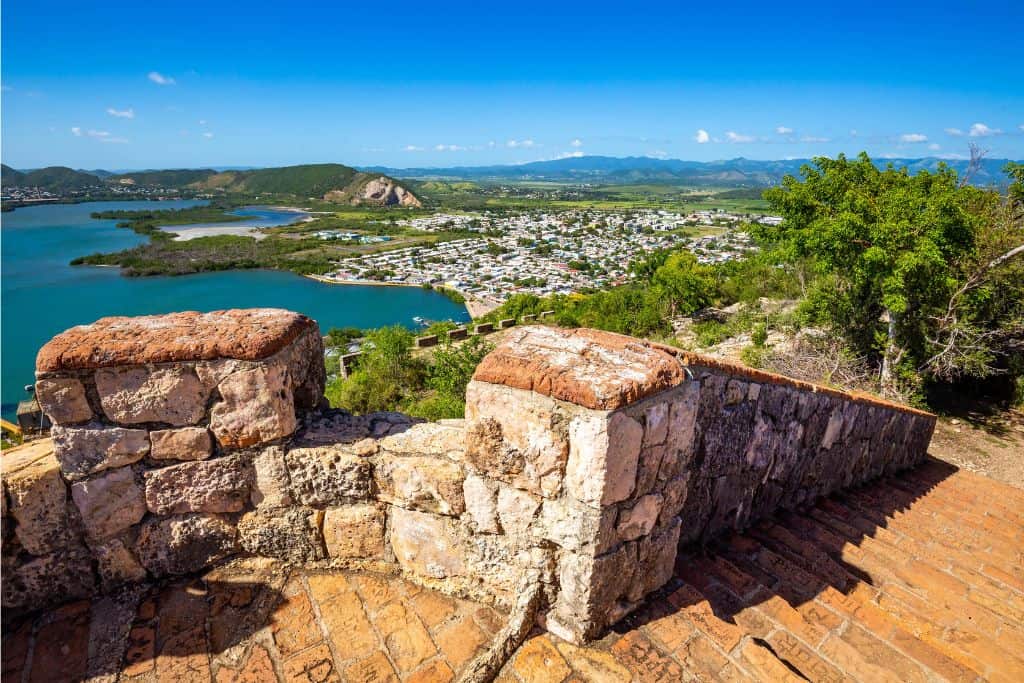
[
  {"left": 170, "top": 226, "right": 269, "bottom": 241},
  {"left": 303, "top": 274, "right": 492, "bottom": 319}
]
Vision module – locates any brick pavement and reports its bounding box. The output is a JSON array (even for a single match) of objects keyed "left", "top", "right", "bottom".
[{"left": 4, "top": 457, "right": 1023, "bottom": 682}]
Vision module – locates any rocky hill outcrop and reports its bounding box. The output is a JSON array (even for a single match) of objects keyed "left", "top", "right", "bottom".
[{"left": 325, "top": 175, "right": 421, "bottom": 207}]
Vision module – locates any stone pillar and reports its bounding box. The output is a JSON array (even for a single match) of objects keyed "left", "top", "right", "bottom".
[
  {"left": 464, "top": 326, "right": 692, "bottom": 643},
  {"left": 31, "top": 308, "right": 325, "bottom": 583}
]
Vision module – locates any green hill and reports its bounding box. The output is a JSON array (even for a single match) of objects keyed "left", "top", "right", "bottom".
[
  {"left": 2, "top": 165, "right": 102, "bottom": 191},
  {"left": 192, "top": 163, "right": 360, "bottom": 196},
  {"left": 111, "top": 169, "right": 219, "bottom": 187}
]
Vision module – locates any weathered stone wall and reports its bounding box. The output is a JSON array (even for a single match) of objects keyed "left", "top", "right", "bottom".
[{"left": 2, "top": 314, "right": 936, "bottom": 648}]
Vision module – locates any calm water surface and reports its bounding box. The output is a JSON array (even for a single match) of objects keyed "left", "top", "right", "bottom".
[{"left": 1, "top": 200, "right": 468, "bottom": 418}]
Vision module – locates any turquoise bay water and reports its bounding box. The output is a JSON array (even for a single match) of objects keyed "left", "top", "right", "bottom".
[{"left": 1, "top": 201, "right": 469, "bottom": 419}]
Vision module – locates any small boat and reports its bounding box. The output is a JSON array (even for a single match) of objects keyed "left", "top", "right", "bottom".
[{"left": 412, "top": 316, "right": 426, "bottom": 325}]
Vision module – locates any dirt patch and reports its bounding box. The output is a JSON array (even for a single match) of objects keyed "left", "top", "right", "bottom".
[{"left": 928, "top": 408, "right": 1024, "bottom": 489}]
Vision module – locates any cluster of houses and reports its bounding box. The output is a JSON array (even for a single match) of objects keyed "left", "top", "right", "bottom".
[{"left": 318, "top": 209, "right": 758, "bottom": 302}]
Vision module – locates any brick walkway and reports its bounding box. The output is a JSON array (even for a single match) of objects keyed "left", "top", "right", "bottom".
[
  {"left": 4, "top": 458, "right": 1023, "bottom": 682},
  {"left": 498, "top": 459, "right": 1024, "bottom": 682},
  {"left": 1, "top": 561, "right": 506, "bottom": 683}
]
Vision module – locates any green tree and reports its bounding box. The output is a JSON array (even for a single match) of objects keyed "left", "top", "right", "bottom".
[
  {"left": 325, "top": 325, "right": 422, "bottom": 413},
  {"left": 650, "top": 252, "right": 715, "bottom": 316},
  {"left": 762, "top": 153, "right": 1024, "bottom": 397}
]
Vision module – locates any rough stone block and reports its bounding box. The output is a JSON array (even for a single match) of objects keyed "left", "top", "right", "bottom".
[
  {"left": 251, "top": 446, "right": 293, "bottom": 509},
  {"left": 210, "top": 364, "right": 297, "bottom": 449},
  {"left": 390, "top": 507, "right": 466, "bottom": 580},
  {"left": 285, "top": 446, "right": 371, "bottom": 506},
  {"left": 374, "top": 456, "right": 465, "bottom": 516},
  {"left": 462, "top": 474, "right": 499, "bottom": 533},
  {"left": 51, "top": 423, "right": 149, "bottom": 480},
  {"left": 496, "top": 485, "right": 541, "bottom": 536},
  {"left": 149, "top": 427, "right": 213, "bottom": 460},
  {"left": 34, "top": 377, "right": 92, "bottom": 424},
  {"left": 616, "top": 493, "right": 663, "bottom": 542},
  {"left": 70, "top": 467, "right": 146, "bottom": 540},
  {"left": 465, "top": 382, "right": 569, "bottom": 497},
  {"left": 565, "top": 411, "right": 642, "bottom": 507},
  {"left": 1, "top": 548, "right": 95, "bottom": 610},
  {"left": 92, "top": 538, "right": 147, "bottom": 588},
  {"left": 134, "top": 513, "right": 238, "bottom": 576},
  {"left": 95, "top": 365, "right": 210, "bottom": 426},
  {"left": 322, "top": 504, "right": 386, "bottom": 559},
  {"left": 238, "top": 507, "right": 324, "bottom": 563},
  {"left": 143, "top": 455, "right": 252, "bottom": 515},
  {"left": 378, "top": 422, "right": 464, "bottom": 458},
  {"left": 534, "top": 497, "right": 617, "bottom": 553},
  {"left": 2, "top": 441, "right": 71, "bottom": 555}
]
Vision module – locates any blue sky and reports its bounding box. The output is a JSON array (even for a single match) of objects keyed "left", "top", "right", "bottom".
[{"left": 3, "top": 0, "right": 1023, "bottom": 169}]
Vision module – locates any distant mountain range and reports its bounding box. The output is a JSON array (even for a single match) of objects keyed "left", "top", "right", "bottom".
[
  {"left": 364, "top": 155, "right": 1021, "bottom": 187},
  {"left": 1, "top": 163, "right": 421, "bottom": 206}
]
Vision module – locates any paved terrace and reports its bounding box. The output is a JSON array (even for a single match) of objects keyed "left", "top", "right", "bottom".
[{"left": 3, "top": 454, "right": 1022, "bottom": 682}]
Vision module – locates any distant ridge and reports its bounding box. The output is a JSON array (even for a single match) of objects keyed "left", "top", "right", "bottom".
[
  {"left": 2, "top": 163, "right": 421, "bottom": 206},
  {"left": 363, "top": 154, "right": 1021, "bottom": 187}
]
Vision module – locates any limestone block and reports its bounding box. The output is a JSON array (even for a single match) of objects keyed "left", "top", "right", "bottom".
[
  {"left": 251, "top": 446, "right": 293, "bottom": 509},
  {"left": 322, "top": 504, "right": 386, "bottom": 559},
  {"left": 51, "top": 423, "right": 149, "bottom": 480},
  {"left": 534, "top": 498, "right": 617, "bottom": 553},
  {"left": 629, "top": 518, "right": 681, "bottom": 601},
  {"left": 390, "top": 507, "right": 466, "bottom": 580},
  {"left": 34, "top": 377, "right": 92, "bottom": 424},
  {"left": 465, "top": 382, "right": 569, "bottom": 497},
  {"left": 658, "top": 473, "right": 691, "bottom": 527},
  {"left": 496, "top": 486, "right": 541, "bottom": 536},
  {"left": 1, "top": 548, "right": 95, "bottom": 609},
  {"left": 379, "top": 422, "right": 464, "bottom": 458},
  {"left": 134, "top": 513, "right": 238, "bottom": 577},
  {"left": 70, "top": 467, "right": 146, "bottom": 540},
  {"left": 462, "top": 474, "right": 499, "bottom": 533},
  {"left": 95, "top": 365, "right": 210, "bottom": 426},
  {"left": 664, "top": 381, "right": 700, "bottom": 475},
  {"left": 92, "top": 538, "right": 147, "bottom": 589},
  {"left": 564, "top": 411, "right": 642, "bottom": 507},
  {"left": 642, "top": 402, "right": 669, "bottom": 448},
  {"left": 548, "top": 543, "right": 637, "bottom": 643},
  {"left": 195, "top": 358, "right": 246, "bottom": 389},
  {"left": 238, "top": 507, "right": 324, "bottom": 563},
  {"left": 616, "top": 493, "right": 663, "bottom": 542},
  {"left": 284, "top": 446, "right": 371, "bottom": 506},
  {"left": 2, "top": 441, "right": 70, "bottom": 555},
  {"left": 144, "top": 455, "right": 251, "bottom": 515},
  {"left": 210, "top": 364, "right": 297, "bottom": 449},
  {"left": 149, "top": 427, "right": 212, "bottom": 461},
  {"left": 374, "top": 456, "right": 465, "bottom": 516}
]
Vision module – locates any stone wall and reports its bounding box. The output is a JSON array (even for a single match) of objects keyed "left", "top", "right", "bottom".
[{"left": 2, "top": 312, "right": 935, "bottom": 646}]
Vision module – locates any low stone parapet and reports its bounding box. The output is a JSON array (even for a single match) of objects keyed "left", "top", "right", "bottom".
[{"left": 2, "top": 314, "right": 936, "bottom": 647}]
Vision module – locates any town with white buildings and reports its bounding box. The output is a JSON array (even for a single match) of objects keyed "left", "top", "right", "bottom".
[{"left": 317, "top": 209, "right": 765, "bottom": 304}]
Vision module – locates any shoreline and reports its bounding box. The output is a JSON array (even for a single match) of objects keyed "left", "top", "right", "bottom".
[{"left": 303, "top": 274, "right": 487, "bottom": 319}]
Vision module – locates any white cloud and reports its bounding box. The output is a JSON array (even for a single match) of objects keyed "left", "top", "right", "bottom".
[
  {"left": 969, "top": 122, "right": 1001, "bottom": 137},
  {"left": 775, "top": 126, "right": 793, "bottom": 135},
  {"left": 99, "top": 136, "right": 129, "bottom": 144},
  {"left": 506, "top": 138, "right": 535, "bottom": 148},
  {"left": 725, "top": 131, "right": 755, "bottom": 143},
  {"left": 403, "top": 145, "right": 425, "bottom": 152},
  {"left": 71, "top": 126, "right": 82, "bottom": 136},
  {"left": 554, "top": 150, "right": 585, "bottom": 159},
  {"left": 694, "top": 129, "right": 710, "bottom": 144},
  {"left": 944, "top": 127, "right": 964, "bottom": 137},
  {"left": 487, "top": 140, "right": 496, "bottom": 148},
  {"left": 928, "top": 143, "right": 941, "bottom": 151},
  {"left": 1020, "top": 124, "right": 1024, "bottom": 132},
  {"left": 648, "top": 150, "right": 669, "bottom": 159},
  {"left": 800, "top": 135, "right": 831, "bottom": 143},
  {"left": 87, "top": 129, "right": 110, "bottom": 138},
  {"left": 147, "top": 71, "right": 175, "bottom": 86},
  {"left": 202, "top": 132, "right": 214, "bottom": 139},
  {"left": 899, "top": 133, "right": 928, "bottom": 143},
  {"left": 199, "top": 119, "right": 207, "bottom": 125},
  {"left": 849, "top": 129, "right": 858, "bottom": 137},
  {"left": 434, "top": 144, "right": 464, "bottom": 152},
  {"left": 106, "top": 107, "right": 134, "bottom": 119},
  {"left": 570, "top": 138, "right": 583, "bottom": 148}
]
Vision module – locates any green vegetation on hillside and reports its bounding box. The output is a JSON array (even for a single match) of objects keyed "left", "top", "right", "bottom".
[
  {"left": 111, "top": 169, "right": 218, "bottom": 186},
  {"left": 89, "top": 204, "right": 246, "bottom": 238},
  {"left": 194, "top": 164, "right": 360, "bottom": 196},
  {"left": 2, "top": 165, "right": 102, "bottom": 191}
]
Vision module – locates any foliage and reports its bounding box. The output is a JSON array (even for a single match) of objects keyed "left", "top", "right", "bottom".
[
  {"left": 325, "top": 326, "right": 423, "bottom": 413},
  {"left": 324, "top": 327, "right": 363, "bottom": 348},
  {"left": 761, "top": 152, "right": 1024, "bottom": 397}
]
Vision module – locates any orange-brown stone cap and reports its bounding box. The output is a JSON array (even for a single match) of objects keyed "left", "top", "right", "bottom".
[
  {"left": 471, "top": 326, "right": 687, "bottom": 410},
  {"left": 36, "top": 308, "right": 316, "bottom": 373}
]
